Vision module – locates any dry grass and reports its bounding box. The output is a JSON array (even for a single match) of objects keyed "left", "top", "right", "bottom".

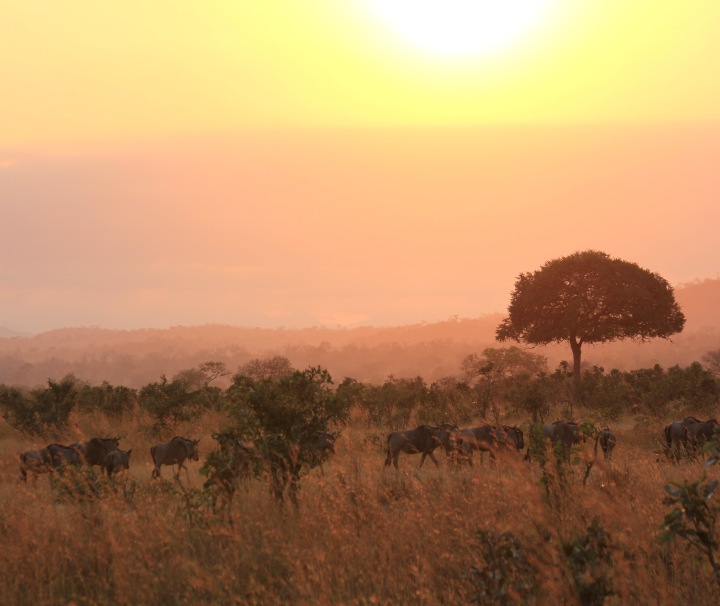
[{"left": 0, "top": 412, "right": 718, "bottom": 605}]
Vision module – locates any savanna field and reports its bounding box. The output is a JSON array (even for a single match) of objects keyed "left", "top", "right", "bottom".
[{"left": 1, "top": 403, "right": 719, "bottom": 606}]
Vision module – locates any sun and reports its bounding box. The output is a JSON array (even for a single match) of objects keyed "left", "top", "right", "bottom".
[{"left": 365, "top": 0, "right": 556, "bottom": 58}]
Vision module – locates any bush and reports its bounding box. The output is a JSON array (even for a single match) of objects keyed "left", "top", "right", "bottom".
[
  {"left": 467, "top": 529, "right": 541, "bottom": 605},
  {"left": 0, "top": 375, "right": 78, "bottom": 434}
]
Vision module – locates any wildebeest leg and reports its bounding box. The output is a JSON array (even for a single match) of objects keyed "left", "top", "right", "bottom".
[
  {"left": 385, "top": 448, "right": 393, "bottom": 467},
  {"left": 270, "top": 465, "right": 287, "bottom": 504},
  {"left": 393, "top": 452, "right": 400, "bottom": 469},
  {"left": 421, "top": 451, "right": 440, "bottom": 468},
  {"left": 151, "top": 466, "right": 161, "bottom": 480},
  {"left": 288, "top": 468, "right": 300, "bottom": 509},
  {"left": 582, "top": 461, "right": 594, "bottom": 486}
]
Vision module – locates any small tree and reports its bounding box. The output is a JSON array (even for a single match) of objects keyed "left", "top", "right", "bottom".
[
  {"left": 237, "top": 355, "right": 294, "bottom": 381},
  {"left": 462, "top": 346, "right": 548, "bottom": 418},
  {"left": 497, "top": 250, "right": 685, "bottom": 400},
  {"left": 0, "top": 375, "right": 78, "bottom": 434},
  {"left": 216, "top": 365, "right": 349, "bottom": 508},
  {"left": 76, "top": 381, "right": 137, "bottom": 417},
  {"left": 702, "top": 349, "right": 720, "bottom": 375},
  {"left": 661, "top": 474, "right": 720, "bottom": 589}
]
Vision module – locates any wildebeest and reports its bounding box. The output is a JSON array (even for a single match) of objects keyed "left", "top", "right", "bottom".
[
  {"left": 542, "top": 421, "right": 584, "bottom": 446},
  {"left": 525, "top": 420, "right": 584, "bottom": 461},
  {"left": 598, "top": 429, "right": 617, "bottom": 461},
  {"left": 663, "top": 416, "right": 704, "bottom": 458},
  {"left": 459, "top": 424, "right": 525, "bottom": 465},
  {"left": 150, "top": 436, "right": 200, "bottom": 479},
  {"left": 384, "top": 424, "right": 459, "bottom": 469},
  {"left": 72, "top": 437, "right": 121, "bottom": 472},
  {"left": 685, "top": 419, "right": 719, "bottom": 452},
  {"left": 19, "top": 447, "right": 53, "bottom": 482},
  {"left": 47, "top": 443, "right": 84, "bottom": 470},
  {"left": 270, "top": 431, "right": 343, "bottom": 507},
  {"left": 104, "top": 448, "right": 132, "bottom": 476}
]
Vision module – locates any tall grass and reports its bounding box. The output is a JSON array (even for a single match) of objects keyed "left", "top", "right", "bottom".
[{"left": 0, "top": 412, "right": 718, "bottom": 605}]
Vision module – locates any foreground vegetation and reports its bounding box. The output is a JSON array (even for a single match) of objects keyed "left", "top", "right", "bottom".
[
  {"left": 1, "top": 349, "right": 719, "bottom": 605},
  {"left": 0, "top": 402, "right": 719, "bottom": 605}
]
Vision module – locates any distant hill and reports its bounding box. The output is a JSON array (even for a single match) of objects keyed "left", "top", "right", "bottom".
[
  {"left": 0, "top": 278, "right": 719, "bottom": 388},
  {"left": 0, "top": 327, "right": 32, "bottom": 338}
]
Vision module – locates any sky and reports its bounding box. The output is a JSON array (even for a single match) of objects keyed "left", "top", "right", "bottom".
[{"left": 2, "top": 1, "right": 720, "bottom": 333}]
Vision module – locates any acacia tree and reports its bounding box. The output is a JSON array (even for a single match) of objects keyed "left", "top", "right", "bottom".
[{"left": 496, "top": 250, "right": 685, "bottom": 400}]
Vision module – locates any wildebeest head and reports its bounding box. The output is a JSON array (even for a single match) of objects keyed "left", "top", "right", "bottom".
[
  {"left": 437, "top": 423, "right": 461, "bottom": 452},
  {"left": 186, "top": 438, "right": 201, "bottom": 461}
]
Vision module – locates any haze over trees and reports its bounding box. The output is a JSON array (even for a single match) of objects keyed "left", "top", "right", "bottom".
[
  {"left": 496, "top": 250, "right": 686, "bottom": 399},
  {"left": 0, "top": 274, "right": 718, "bottom": 390}
]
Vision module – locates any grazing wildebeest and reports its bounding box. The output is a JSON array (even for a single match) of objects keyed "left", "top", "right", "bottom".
[
  {"left": 73, "top": 437, "right": 121, "bottom": 472},
  {"left": 384, "top": 424, "right": 459, "bottom": 469},
  {"left": 47, "top": 443, "right": 83, "bottom": 470},
  {"left": 150, "top": 436, "right": 200, "bottom": 479},
  {"left": 525, "top": 421, "right": 584, "bottom": 461},
  {"left": 104, "top": 449, "right": 132, "bottom": 476},
  {"left": 542, "top": 421, "right": 584, "bottom": 446},
  {"left": 663, "top": 417, "right": 703, "bottom": 457},
  {"left": 685, "top": 419, "right": 719, "bottom": 452},
  {"left": 598, "top": 429, "right": 617, "bottom": 461},
  {"left": 270, "top": 431, "right": 344, "bottom": 507},
  {"left": 19, "top": 447, "right": 53, "bottom": 482},
  {"left": 459, "top": 424, "right": 524, "bottom": 465}
]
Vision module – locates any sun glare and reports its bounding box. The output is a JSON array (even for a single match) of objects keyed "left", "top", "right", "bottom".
[{"left": 365, "top": 0, "right": 555, "bottom": 57}]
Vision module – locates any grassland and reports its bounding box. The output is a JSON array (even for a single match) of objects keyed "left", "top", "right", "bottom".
[{"left": 0, "top": 409, "right": 718, "bottom": 605}]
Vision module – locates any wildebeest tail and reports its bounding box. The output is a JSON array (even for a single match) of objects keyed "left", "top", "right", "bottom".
[
  {"left": 663, "top": 425, "right": 671, "bottom": 447},
  {"left": 150, "top": 445, "right": 157, "bottom": 464}
]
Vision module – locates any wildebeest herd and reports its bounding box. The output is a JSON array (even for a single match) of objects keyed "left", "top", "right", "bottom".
[
  {"left": 15, "top": 415, "right": 718, "bottom": 485},
  {"left": 385, "top": 420, "right": 610, "bottom": 469},
  {"left": 18, "top": 435, "right": 198, "bottom": 482},
  {"left": 383, "top": 416, "right": 717, "bottom": 469}
]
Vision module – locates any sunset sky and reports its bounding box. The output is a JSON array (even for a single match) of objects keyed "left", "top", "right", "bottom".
[{"left": 2, "top": 1, "right": 720, "bottom": 333}]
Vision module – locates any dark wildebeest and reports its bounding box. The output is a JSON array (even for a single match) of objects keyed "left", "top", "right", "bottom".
[
  {"left": 685, "top": 419, "right": 719, "bottom": 453},
  {"left": 598, "top": 429, "right": 617, "bottom": 461},
  {"left": 542, "top": 421, "right": 584, "bottom": 446},
  {"left": 73, "top": 437, "right": 121, "bottom": 472},
  {"left": 47, "top": 443, "right": 83, "bottom": 470},
  {"left": 204, "top": 435, "right": 257, "bottom": 515},
  {"left": 270, "top": 432, "right": 343, "bottom": 507},
  {"left": 384, "top": 424, "right": 459, "bottom": 469},
  {"left": 526, "top": 420, "right": 584, "bottom": 461},
  {"left": 663, "top": 416, "right": 702, "bottom": 456},
  {"left": 150, "top": 436, "right": 200, "bottom": 479},
  {"left": 19, "top": 447, "right": 53, "bottom": 482},
  {"left": 459, "top": 424, "right": 524, "bottom": 465},
  {"left": 104, "top": 448, "right": 132, "bottom": 476}
]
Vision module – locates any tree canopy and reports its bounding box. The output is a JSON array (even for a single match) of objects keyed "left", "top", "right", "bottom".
[{"left": 496, "top": 250, "right": 686, "bottom": 396}]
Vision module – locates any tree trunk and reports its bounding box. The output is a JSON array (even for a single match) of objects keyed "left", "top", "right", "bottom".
[{"left": 569, "top": 337, "right": 582, "bottom": 404}]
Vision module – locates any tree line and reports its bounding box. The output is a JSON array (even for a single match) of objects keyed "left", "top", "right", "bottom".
[{"left": 1, "top": 349, "right": 718, "bottom": 438}]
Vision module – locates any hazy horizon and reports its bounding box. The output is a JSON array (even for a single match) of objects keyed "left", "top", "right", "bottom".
[{"left": 3, "top": 3, "right": 720, "bottom": 334}]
